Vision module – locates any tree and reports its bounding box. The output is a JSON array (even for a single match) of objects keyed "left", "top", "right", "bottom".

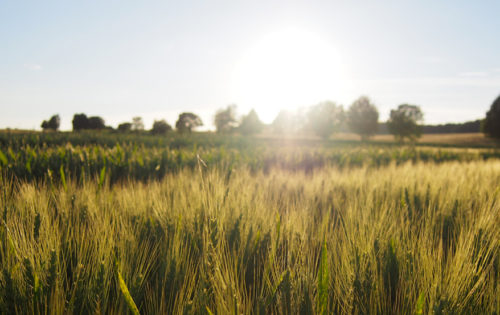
[
  {"left": 272, "top": 110, "right": 297, "bottom": 135},
  {"left": 482, "top": 95, "right": 500, "bottom": 138},
  {"left": 41, "top": 114, "right": 60, "bottom": 131},
  {"left": 132, "top": 117, "right": 144, "bottom": 132},
  {"left": 347, "top": 96, "right": 379, "bottom": 140},
  {"left": 214, "top": 105, "right": 238, "bottom": 133},
  {"left": 72, "top": 113, "right": 106, "bottom": 131},
  {"left": 387, "top": 104, "right": 423, "bottom": 142},
  {"left": 151, "top": 120, "right": 172, "bottom": 135},
  {"left": 239, "top": 109, "right": 263, "bottom": 136},
  {"left": 87, "top": 116, "right": 106, "bottom": 130},
  {"left": 118, "top": 122, "right": 132, "bottom": 132},
  {"left": 307, "top": 101, "right": 344, "bottom": 139},
  {"left": 72, "top": 113, "right": 89, "bottom": 131},
  {"left": 175, "top": 112, "right": 203, "bottom": 133}
]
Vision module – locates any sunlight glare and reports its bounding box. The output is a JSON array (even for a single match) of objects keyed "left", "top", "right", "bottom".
[{"left": 232, "top": 27, "right": 351, "bottom": 122}]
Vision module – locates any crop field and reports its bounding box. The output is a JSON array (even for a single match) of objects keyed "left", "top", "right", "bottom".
[
  {"left": 332, "top": 132, "right": 500, "bottom": 148},
  {"left": 0, "top": 132, "right": 499, "bottom": 314}
]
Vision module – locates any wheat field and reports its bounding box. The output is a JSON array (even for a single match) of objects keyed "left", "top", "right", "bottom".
[{"left": 1, "top": 148, "right": 499, "bottom": 314}]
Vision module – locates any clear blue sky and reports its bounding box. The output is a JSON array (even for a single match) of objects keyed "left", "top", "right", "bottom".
[{"left": 1, "top": 0, "right": 499, "bottom": 130}]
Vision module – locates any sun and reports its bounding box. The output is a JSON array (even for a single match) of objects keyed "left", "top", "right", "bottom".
[{"left": 231, "top": 27, "right": 351, "bottom": 122}]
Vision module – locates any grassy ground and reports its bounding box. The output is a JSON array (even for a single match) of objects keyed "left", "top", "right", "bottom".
[{"left": 0, "top": 132, "right": 499, "bottom": 314}]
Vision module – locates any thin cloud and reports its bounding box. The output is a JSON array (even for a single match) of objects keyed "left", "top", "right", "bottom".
[
  {"left": 458, "top": 71, "right": 488, "bottom": 77},
  {"left": 23, "top": 64, "right": 42, "bottom": 71}
]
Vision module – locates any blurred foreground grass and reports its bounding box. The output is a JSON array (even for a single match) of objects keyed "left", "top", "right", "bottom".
[{"left": 1, "top": 160, "right": 499, "bottom": 314}]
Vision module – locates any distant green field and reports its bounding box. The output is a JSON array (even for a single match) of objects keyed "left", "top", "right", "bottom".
[
  {"left": 1, "top": 131, "right": 500, "bottom": 183},
  {"left": 0, "top": 131, "right": 499, "bottom": 314}
]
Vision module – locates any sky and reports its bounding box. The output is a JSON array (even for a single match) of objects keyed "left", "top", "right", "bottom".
[{"left": 1, "top": 0, "right": 500, "bottom": 131}]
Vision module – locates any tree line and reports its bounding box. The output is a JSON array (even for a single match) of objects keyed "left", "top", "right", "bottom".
[
  {"left": 40, "top": 94, "right": 500, "bottom": 141},
  {"left": 210, "top": 98, "right": 424, "bottom": 142}
]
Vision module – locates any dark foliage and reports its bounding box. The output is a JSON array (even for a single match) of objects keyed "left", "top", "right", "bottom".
[
  {"left": 72, "top": 114, "right": 105, "bottom": 131},
  {"left": 87, "top": 116, "right": 105, "bottom": 130},
  {"left": 422, "top": 120, "right": 481, "bottom": 134},
  {"left": 41, "top": 114, "right": 60, "bottom": 131},
  {"left": 387, "top": 104, "right": 423, "bottom": 142},
  {"left": 118, "top": 122, "right": 132, "bottom": 132},
  {"left": 151, "top": 120, "right": 172, "bottom": 135},
  {"left": 72, "top": 113, "right": 89, "bottom": 131},
  {"left": 214, "top": 105, "right": 238, "bottom": 133},
  {"left": 175, "top": 112, "right": 203, "bottom": 133},
  {"left": 482, "top": 95, "right": 500, "bottom": 138},
  {"left": 347, "top": 96, "right": 379, "bottom": 140}
]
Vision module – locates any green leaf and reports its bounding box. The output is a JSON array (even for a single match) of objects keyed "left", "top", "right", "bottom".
[
  {"left": 414, "top": 292, "right": 425, "bottom": 315},
  {"left": 60, "top": 165, "right": 67, "bottom": 192},
  {"left": 98, "top": 166, "right": 106, "bottom": 189},
  {"left": 116, "top": 264, "right": 140, "bottom": 315},
  {"left": 25, "top": 160, "right": 31, "bottom": 174},
  {"left": 0, "top": 149, "right": 7, "bottom": 166}
]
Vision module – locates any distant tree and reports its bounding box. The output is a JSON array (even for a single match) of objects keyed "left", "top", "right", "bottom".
[
  {"left": 347, "top": 96, "right": 379, "bottom": 140},
  {"left": 175, "top": 112, "right": 203, "bottom": 133},
  {"left": 118, "top": 122, "right": 132, "bottom": 132},
  {"left": 41, "top": 114, "right": 60, "bottom": 131},
  {"left": 132, "top": 117, "right": 144, "bottom": 132},
  {"left": 272, "top": 110, "right": 296, "bottom": 135},
  {"left": 214, "top": 105, "right": 238, "bottom": 133},
  {"left": 239, "top": 109, "right": 263, "bottom": 136},
  {"left": 72, "top": 113, "right": 89, "bottom": 131},
  {"left": 482, "top": 95, "right": 500, "bottom": 138},
  {"left": 307, "top": 101, "right": 345, "bottom": 139},
  {"left": 422, "top": 120, "right": 481, "bottom": 134},
  {"left": 151, "top": 120, "right": 172, "bottom": 135},
  {"left": 387, "top": 104, "right": 423, "bottom": 142},
  {"left": 87, "top": 116, "right": 106, "bottom": 130},
  {"left": 72, "top": 113, "right": 105, "bottom": 130}
]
